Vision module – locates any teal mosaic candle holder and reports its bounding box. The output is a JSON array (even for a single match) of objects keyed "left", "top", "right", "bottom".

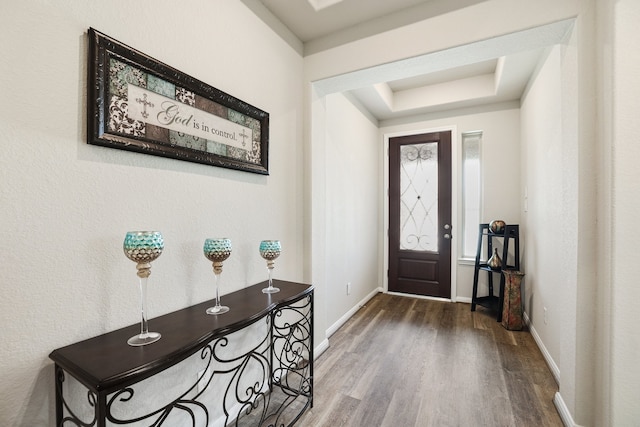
[
  {"left": 123, "top": 231, "right": 164, "bottom": 346},
  {"left": 259, "top": 240, "right": 281, "bottom": 294},
  {"left": 203, "top": 238, "right": 232, "bottom": 315}
]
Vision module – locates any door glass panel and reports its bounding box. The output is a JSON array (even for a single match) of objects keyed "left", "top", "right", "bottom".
[{"left": 400, "top": 142, "right": 438, "bottom": 252}]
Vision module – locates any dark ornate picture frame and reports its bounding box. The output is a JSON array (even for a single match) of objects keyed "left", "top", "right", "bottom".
[{"left": 87, "top": 28, "right": 269, "bottom": 174}]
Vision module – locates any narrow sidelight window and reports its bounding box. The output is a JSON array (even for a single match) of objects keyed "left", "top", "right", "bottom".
[{"left": 461, "top": 131, "right": 482, "bottom": 258}]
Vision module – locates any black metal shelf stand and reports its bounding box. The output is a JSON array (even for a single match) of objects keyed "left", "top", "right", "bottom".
[{"left": 471, "top": 223, "right": 520, "bottom": 322}]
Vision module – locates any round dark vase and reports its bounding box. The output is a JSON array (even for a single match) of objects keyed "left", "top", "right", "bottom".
[{"left": 489, "top": 220, "right": 506, "bottom": 233}]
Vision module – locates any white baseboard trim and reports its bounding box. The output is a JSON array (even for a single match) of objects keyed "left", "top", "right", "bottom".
[
  {"left": 314, "top": 338, "right": 330, "bottom": 360},
  {"left": 386, "top": 291, "right": 451, "bottom": 303},
  {"left": 326, "top": 287, "right": 382, "bottom": 338},
  {"left": 315, "top": 288, "right": 382, "bottom": 361},
  {"left": 523, "top": 311, "right": 560, "bottom": 384},
  {"left": 384, "top": 294, "right": 470, "bottom": 303},
  {"left": 554, "top": 392, "right": 584, "bottom": 427}
]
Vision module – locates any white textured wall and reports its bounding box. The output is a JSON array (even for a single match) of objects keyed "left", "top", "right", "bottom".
[
  {"left": 0, "top": 1, "right": 304, "bottom": 426},
  {"left": 521, "top": 46, "right": 566, "bottom": 374},
  {"left": 608, "top": 0, "right": 640, "bottom": 423},
  {"left": 304, "top": 90, "right": 381, "bottom": 344},
  {"left": 325, "top": 93, "right": 380, "bottom": 327},
  {"left": 520, "top": 18, "right": 598, "bottom": 423},
  {"left": 380, "top": 106, "right": 521, "bottom": 301},
  {"left": 595, "top": 3, "right": 615, "bottom": 424}
]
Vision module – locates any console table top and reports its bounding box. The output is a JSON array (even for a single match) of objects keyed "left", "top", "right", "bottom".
[{"left": 49, "top": 279, "right": 313, "bottom": 393}]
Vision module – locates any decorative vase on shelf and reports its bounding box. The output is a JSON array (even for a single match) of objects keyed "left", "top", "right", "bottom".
[
  {"left": 488, "top": 248, "right": 502, "bottom": 269},
  {"left": 489, "top": 219, "right": 506, "bottom": 233}
]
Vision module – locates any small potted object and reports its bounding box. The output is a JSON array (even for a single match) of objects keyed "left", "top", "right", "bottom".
[
  {"left": 489, "top": 219, "right": 506, "bottom": 233},
  {"left": 488, "top": 248, "right": 502, "bottom": 269}
]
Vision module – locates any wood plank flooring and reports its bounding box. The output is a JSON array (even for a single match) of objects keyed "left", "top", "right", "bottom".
[{"left": 298, "top": 293, "right": 562, "bottom": 427}]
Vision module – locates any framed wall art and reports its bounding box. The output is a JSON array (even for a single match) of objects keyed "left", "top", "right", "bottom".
[{"left": 87, "top": 28, "right": 269, "bottom": 174}]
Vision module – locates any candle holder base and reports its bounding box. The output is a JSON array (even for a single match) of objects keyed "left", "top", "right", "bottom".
[
  {"left": 206, "top": 306, "right": 229, "bottom": 315},
  {"left": 127, "top": 332, "right": 161, "bottom": 347}
]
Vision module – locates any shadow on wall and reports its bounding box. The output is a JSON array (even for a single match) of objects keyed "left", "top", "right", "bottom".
[
  {"left": 520, "top": 242, "right": 532, "bottom": 321},
  {"left": 17, "top": 362, "right": 55, "bottom": 426}
]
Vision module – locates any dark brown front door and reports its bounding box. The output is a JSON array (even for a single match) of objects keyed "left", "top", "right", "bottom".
[{"left": 389, "top": 132, "right": 452, "bottom": 298}]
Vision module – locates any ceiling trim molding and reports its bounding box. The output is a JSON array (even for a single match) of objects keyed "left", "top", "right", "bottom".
[
  {"left": 313, "top": 18, "right": 575, "bottom": 96},
  {"left": 307, "top": 0, "right": 345, "bottom": 12},
  {"left": 239, "top": 0, "right": 304, "bottom": 55}
]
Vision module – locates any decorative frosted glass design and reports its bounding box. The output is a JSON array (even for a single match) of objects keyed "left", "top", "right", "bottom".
[
  {"left": 462, "top": 131, "right": 482, "bottom": 258},
  {"left": 400, "top": 143, "right": 438, "bottom": 252}
]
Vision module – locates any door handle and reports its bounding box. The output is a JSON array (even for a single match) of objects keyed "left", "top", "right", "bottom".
[
  {"left": 444, "top": 233, "right": 452, "bottom": 240},
  {"left": 444, "top": 224, "right": 451, "bottom": 230}
]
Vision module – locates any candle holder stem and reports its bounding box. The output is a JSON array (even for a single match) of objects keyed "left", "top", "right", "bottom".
[
  {"left": 206, "top": 261, "right": 229, "bottom": 315},
  {"left": 214, "top": 273, "right": 222, "bottom": 309},
  {"left": 138, "top": 275, "right": 150, "bottom": 337},
  {"left": 268, "top": 262, "right": 275, "bottom": 289},
  {"left": 262, "top": 260, "right": 280, "bottom": 294},
  {"left": 128, "top": 262, "right": 161, "bottom": 346}
]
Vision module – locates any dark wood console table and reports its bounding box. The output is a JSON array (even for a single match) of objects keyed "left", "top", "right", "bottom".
[{"left": 50, "top": 280, "right": 313, "bottom": 426}]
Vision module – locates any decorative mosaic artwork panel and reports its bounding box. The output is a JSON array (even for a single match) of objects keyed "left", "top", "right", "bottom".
[{"left": 107, "top": 57, "right": 259, "bottom": 164}]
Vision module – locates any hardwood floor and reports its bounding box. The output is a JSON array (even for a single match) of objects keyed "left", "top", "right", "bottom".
[{"left": 299, "top": 293, "right": 562, "bottom": 427}]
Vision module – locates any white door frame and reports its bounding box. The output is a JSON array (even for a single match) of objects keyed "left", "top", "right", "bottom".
[{"left": 382, "top": 125, "right": 459, "bottom": 302}]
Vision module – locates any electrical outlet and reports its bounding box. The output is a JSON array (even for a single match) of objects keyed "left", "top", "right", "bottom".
[
  {"left": 347, "top": 282, "right": 351, "bottom": 295},
  {"left": 543, "top": 307, "right": 548, "bottom": 325}
]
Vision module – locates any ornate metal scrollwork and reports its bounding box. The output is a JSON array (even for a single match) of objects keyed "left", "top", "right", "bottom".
[
  {"left": 399, "top": 142, "right": 439, "bottom": 252},
  {"left": 55, "top": 291, "right": 313, "bottom": 427},
  {"left": 266, "top": 294, "right": 313, "bottom": 426},
  {"left": 56, "top": 366, "right": 98, "bottom": 427},
  {"left": 103, "top": 320, "right": 272, "bottom": 426}
]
